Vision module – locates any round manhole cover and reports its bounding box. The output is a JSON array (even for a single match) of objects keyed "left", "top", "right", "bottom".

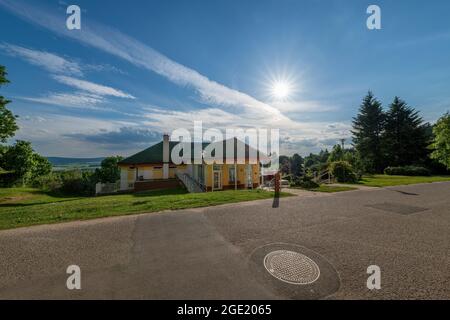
[{"left": 263, "top": 250, "right": 320, "bottom": 285}]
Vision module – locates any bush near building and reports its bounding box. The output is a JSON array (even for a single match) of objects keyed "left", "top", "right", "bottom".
[
  {"left": 329, "top": 161, "right": 357, "bottom": 183},
  {"left": 290, "top": 174, "right": 319, "bottom": 189}
]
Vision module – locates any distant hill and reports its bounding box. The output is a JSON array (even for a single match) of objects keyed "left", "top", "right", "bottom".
[
  {"left": 46, "top": 157, "right": 105, "bottom": 170},
  {"left": 47, "top": 157, "right": 106, "bottom": 166}
]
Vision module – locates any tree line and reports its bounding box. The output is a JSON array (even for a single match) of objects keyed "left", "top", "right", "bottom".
[
  {"left": 280, "top": 91, "right": 450, "bottom": 181},
  {"left": 353, "top": 91, "right": 436, "bottom": 173},
  {"left": 0, "top": 65, "right": 123, "bottom": 194}
]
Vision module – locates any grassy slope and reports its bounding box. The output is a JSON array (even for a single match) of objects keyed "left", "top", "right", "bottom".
[
  {"left": 356, "top": 175, "right": 450, "bottom": 187},
  {"left": 0, "top": 187, "right": 290, "bottom": 230}
]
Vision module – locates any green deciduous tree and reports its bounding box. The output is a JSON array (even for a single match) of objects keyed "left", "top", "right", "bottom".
[
  {"left": 278, "top": 154, "right": 304, "bottom": 178},
  {"left": 1, "top": 140, "right": 35, "bottom": 184},
  {"left": 95, "top": 156, "right": 124, "bottom": 183},
  {"left": 0, "top": 66, "right": 18, "bottom": 143},
  {"left": 290, "top": 153, "right": 304, "bottom": 177},
  {"left": 430, "top": 112, "right": 450, "bottom": 169},
  {"left": 352, "top": 91, "right": 385, "bottom": 173},
  {"left": 0, "top": 141, "right": 52, "bottom": 185},
  {"left": 328, "top": 144, "right": 344, "bottom": 162},
  {"left": 382, "top": 97, "right": 429, "bottom": 167},
  {"left": 328, "top": 160, "right": 357, "bottom": 183},
  {"left": 31, "top": 153, "right": 52, "bottom": 181},
  {"left": 279, "top": 155, "right": 290, "bottom": 176}
]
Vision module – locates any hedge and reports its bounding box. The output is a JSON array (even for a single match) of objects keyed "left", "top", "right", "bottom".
[{"left": 384, "top": 166, "right": 431, "bottom": 176}]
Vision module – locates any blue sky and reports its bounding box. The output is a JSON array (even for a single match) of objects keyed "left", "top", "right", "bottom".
[{"left": 1, "top": 0, "right": 449, "bottom": 157}]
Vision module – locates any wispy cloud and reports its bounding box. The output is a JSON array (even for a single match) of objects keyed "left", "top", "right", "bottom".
[
  {"left": 1, "top": 41, "right": 135, "bottom": 108},
  {"left": 20, "top": 92, "right": 105, "bottom": 109},
  {"left": 272, "top": 100, "right": 338, "bottom": 113},
  {"left": 19, "top": 92, "right": 140, "bottom": 117},
  {"left": 84, "top": 63, "right": 126, "bottom": 75},
  {"left": 0, "top": 0, "right": 290, "bottom": 124},
  {"left": 0, "top": 42, "right": 83, "bottom": 76},
  {"left": 53, "top": 75, "right": 135, "bottom": 99},
  {"left": 1, "top": 42, "right": 127, "bottom": 77}
]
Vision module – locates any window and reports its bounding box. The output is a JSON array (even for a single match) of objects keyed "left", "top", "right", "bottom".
[{"left": 228, "top": 165, "right": 236, "bottom": 183}]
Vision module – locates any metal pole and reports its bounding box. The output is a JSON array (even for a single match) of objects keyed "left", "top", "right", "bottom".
[{"left": 234, "top": 162, "right": 237, "bottom": 190}]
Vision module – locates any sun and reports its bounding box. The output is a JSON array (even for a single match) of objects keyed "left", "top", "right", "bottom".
[
  {"left": 270, "top": 81, "right": 292, "bottom": 100},
  {"left": 261, "top": 67, "right": 299, "bottom": 101}
]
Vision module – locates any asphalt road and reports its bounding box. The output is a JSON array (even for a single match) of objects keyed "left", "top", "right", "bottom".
[{"left": 0, "top": 182, "right": 449, "bottom": 299}]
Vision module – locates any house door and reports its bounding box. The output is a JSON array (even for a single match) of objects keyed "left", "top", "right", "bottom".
[{"left": 213, "top": 170, "right": 222, "bottom": 190}]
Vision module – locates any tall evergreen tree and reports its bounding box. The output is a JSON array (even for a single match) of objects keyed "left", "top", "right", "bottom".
[
  {"left": 351, "top": 91, "right": 385, "bottom": 173},
  {"left": 328, "top": 144, "right": 344, "bottom": 162},
  {"left": 290, "top": 153, "right": 304, "bottom": 177},
  {"left": 279, "top": 155, "right": 290, "bottom": 175},
  {"left": 382, "top": 97, "right": 429, "bottom": 167}
]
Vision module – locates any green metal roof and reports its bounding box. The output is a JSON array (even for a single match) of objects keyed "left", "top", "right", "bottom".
[
  {"left": 119, "top": 141, "right": 207, "bottom": 165},
  {"left": 119, "top": 139, "right": 264, "bottom": 165}
]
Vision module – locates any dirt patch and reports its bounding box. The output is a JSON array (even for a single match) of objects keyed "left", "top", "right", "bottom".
[{"left": 0, "top": 196, "right": 32, "bottom": 203}]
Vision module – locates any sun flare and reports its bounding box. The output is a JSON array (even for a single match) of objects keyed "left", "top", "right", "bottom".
[
  {"left": 271, "top": 81, "right": 291, "bottom": 99},
  {"left": 270, "top": 80, "right": 293, "bottom": 100}
]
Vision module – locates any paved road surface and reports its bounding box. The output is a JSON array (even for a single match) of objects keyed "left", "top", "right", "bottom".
[{"left": 0, "top": 182, "right": 449, "bottom": 299}]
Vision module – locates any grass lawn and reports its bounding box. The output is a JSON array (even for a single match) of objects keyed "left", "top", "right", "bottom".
[
  {"left": 355, "top": 175, "right": 450, "bottom": 187},
  {"left": 290, "top": 185, "right": 357, "bottom": 193},
  {"left": 308, "top": 185, "right": 358, "bottom": 193},
  {"left": 0, "top": 187, "right": 291, "bottom": 230}
]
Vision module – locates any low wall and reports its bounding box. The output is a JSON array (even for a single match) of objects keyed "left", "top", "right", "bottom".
[
  {"left": 95, "top": 181, "right": 120, "bottom": 195},
  {"left": 134, "top": 179, "right": 181, "bottom": 192}
]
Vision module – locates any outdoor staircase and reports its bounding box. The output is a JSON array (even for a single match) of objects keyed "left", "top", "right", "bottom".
[
  {"left": 313, "top": 169, "right": 335, "bottom": 184},
  {"left": 176, "top": 172, "right": 205, "bottom": 193}
]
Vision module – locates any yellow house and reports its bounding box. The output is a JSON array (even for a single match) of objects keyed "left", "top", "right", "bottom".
[{"left": 118, "top": 135, "right": 263, "bottom": 192}]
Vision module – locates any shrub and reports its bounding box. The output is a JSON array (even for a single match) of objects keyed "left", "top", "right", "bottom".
[
  {"left": 95, "top": 156, "right": 123, "bottom": 183},
  {"left": 384, "top": 166, "right": 431, "bottom": 176},
  {"left": 31, "top": 173, "right": 62, "bottom": 191},
  {"left": 32, "top": 170, "right": 97, "bottom": 196},
  {"left": 59, "top": 170, "right": 96, "bottom": 196},
  {"left": 0, "top": 171, "right": 19, "bottom": 187},
  {"left": 290, "top": 175, "right": 319, "bottom": 189},
  {"left": 329, "top": 161, "right": 357, "bottom": 183}
]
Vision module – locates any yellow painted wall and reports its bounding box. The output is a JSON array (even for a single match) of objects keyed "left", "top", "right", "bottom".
[
  {"left": 127, "top": 169, "right": 135, "bottom": 181},
  {"left": 237, "top": 165, "right": 246, "bottom": 184},
  {"left": 120, "top": 164, "right": 168, "bottom": 182},
  {"left": 253, "top": 164, "right": 260, "bottom": 184},
  {"left": 169, "top": 167, "right": 176, "bottom": 178},
  {"left": 121, "top": 163, "right": 259, "bottom": 188},
  {"left": 152, "top": 167, "right": 163, "bottom": 179},
  {"left": 204, "top": 163, "right": 259, "bottom": 189},
  {"left": 205, "top": 165, "right": 212, "bottom": 188}
]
